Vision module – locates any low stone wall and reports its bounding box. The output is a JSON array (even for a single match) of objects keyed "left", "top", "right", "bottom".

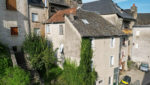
[{"left": 10, "top": 50, "right": 18, "bottom": 67}]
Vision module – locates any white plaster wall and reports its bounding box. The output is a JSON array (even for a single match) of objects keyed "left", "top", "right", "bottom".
[
  {"left": 45, "top": 23, "right": 65, "bottom": 50},
  {"left": 0, "top": 0, "right": 29, "bottom": 48},
  {"left": 101, "top": 14, "right": 123, "bottom": 28},
  {"left": 64, "top": 17, "right": 82, "bottom": 64},
  {"left": 93, "top": 38, "right": 120, "bottom": 85},
  {"left": 132, "top": 26, "right": 150, "bottom": 66}
]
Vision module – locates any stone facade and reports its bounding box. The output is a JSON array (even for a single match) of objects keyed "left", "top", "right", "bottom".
[
  {"left": 29, "top": 1, "right": 49, "bottom": 37},
  {"left": 65, "top": 16, "right": 120, "bottom": 85},
  {"left": 0, "top": 0, "right": 29, "bottom": 51},
  {"left": 132, "top": 26, "right": 150, "bottom": 66}
]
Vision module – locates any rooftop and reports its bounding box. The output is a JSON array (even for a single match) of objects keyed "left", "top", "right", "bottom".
[
  {"left": 81, "top": 0, "right": 134, "bottom": 20},
  {"left": 135, "top": 13, "right": 150, "bottom": 26},
  {"left": 47, "top": 8, "right": 76, "bottom": 23},
  {"left": 68, "top": 9, "right": 125, "bottom": 38},
  {"left": 48, "top": 0, "right": 69, "bottom": 7}
]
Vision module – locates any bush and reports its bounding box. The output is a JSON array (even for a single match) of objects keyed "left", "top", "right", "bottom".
[
  {"left": 23, "top": 35, "right": 56, "bottom": 71},
  {"left": 23, "top": 34, "right": 57, "bottom": 84},
  {"left": 0, "top": 42, "right": 12, "bottom": 78},
  {"left": 0, "top": 42, "right": 10, "bottom": 57}
]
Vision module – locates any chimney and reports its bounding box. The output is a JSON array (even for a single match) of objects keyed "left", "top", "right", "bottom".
[
  {"left": 69, "top": 14, "right": 74, "bottom": 21},
  {"left": 131, "top": 3, "right": 137, "bottom": 19}
]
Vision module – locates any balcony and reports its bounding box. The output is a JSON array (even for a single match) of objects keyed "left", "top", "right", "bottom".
[{"left": 122, "top": 29, "right": 132, "bottom": 35}]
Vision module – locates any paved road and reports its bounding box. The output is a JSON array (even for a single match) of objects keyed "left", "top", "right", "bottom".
[{"left": 120, "top": 69, "right": 150, "bottom": 85}]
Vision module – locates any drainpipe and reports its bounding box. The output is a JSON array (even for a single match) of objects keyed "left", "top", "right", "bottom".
[{"left": 27, "top": 0, "right": 31, "bottom": 35}]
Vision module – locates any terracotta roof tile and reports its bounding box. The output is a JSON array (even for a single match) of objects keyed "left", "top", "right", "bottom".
[{"left": 47, "top": 8, "right": 76, "bottom": 23}]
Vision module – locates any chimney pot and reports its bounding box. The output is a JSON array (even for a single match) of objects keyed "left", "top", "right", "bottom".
[{"left": 133, "top": 3, "right": 135, "bottom": 7}]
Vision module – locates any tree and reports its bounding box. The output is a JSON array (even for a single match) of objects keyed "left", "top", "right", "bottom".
[
  {"left": 1, "top": 67, "right": 30, "bottom": 85},
  {"left": 23, "top": 34, "right": 57, "bottom": 83},
  {"left": 23, "top": 35, "right": 56, "bottom": 71}
]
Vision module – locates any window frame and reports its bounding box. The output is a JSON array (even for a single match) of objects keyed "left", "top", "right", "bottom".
[
  {"left": 108, "top": 77, "right": 112, "bottom": 85},
  {"left": 46, "top": 24, "right": 50, "bottom": 34},
  {"left": 6, "top": 0, "right": 17, "bottom": 11},
  {"left": 11, "top": 27, "right": 18, "bottom": 36},
  {"left": 110, "top": 37, "right": 115, "bottom": 48},
  {"left": 34, "top": 28, "right": 41, "bottom": 36},
  {"left": 110, "top": 56, "right": 114, "bottom": 67},
  {"left": 59, "top": 25, "right": 63, "bottom": 35},
  {"left": 32, "top": 13, "right": 38, "bottom": 22}
]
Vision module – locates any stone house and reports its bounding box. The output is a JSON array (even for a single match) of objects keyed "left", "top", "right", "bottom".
[
  {"left": 132, "top": 13, "right": 150, "bottom": 66},
  {"left": 81, "top": 0, "right": 137, "bottom": 71},
  {"left": 64, "top": 9, "right": 125, "bottom": 85},
  {"left": 28, "top": 0, "right": 49, "bottom": 36},
  {"left": 48, "top": 0, "right": 70, "bottom": 17},
  {"left": 45, "top": 8, "right": 76, "bottom": 63},
  {"left": 0, "top": 0, "right": 29, "bottom": 51}
]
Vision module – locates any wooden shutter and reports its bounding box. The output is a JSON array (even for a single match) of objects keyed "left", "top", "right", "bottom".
[
  {"left": 11, "top": 27, "right": 18, "bottom": 35},
  {"left": 6, "top": 0, "right": 17, "bottom": 10}
]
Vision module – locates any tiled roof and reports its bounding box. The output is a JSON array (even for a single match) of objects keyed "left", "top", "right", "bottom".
[
  {"left": 68, "top": 9, "right": 125, "bottom": 37},
  {"left": 135, "top": 13, "right": 150, "bottom": 26},
  {"left": 47, "top": 8, "right": 76, "bottom": 23},
  {"left": 48, "top": 0, "right": 68, "bottom": 6},
  {"left": 81, "top": 0, "right": 134, "bottom": 20}
]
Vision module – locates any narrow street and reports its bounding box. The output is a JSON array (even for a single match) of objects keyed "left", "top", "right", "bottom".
[{"left": 120, "top": 69, "right": 150, "bottom": 85}]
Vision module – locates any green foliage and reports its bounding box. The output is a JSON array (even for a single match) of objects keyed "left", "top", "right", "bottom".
[
  {"left": 60, "top": 60, "right": 80, "bottom": 85},
  {"left": 57, "top": 38, "right": 97, "bottom": 85},
  {"left": 1, "top": 67, "right": 30, "bottom": 85},
  {"left": 0, "top": 57, "right": 12, "bottom": 78},
  {"left": 0, "top": 42, "right": 12, "bottom": 78},
  {"left": 0, "top": 42, "right": 10, "bottom": 57},
  {"left": 78, "top": 38, "right": 97, "bottom": 85},
  {"left": 23, "top": 34, "right": 56, "bottom": 71}
]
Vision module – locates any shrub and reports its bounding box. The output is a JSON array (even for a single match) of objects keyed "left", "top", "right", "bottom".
[{"left": 0, "top": 42, "right": 12, "bottom": 78}]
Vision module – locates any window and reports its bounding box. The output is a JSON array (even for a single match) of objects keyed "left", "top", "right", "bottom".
[
  {"left": 81, "top": 19, "right": 89, "bottom": 24},
  {"left": 135, "top": 43, "right": 138, "bottom": 48},
  {"left": 11, "top": 27, "right": 18, "bottom": 36},
  {"left": 51, "top": 6, "right": 55, "bottom": 12},
  {"left": 111, "top": 38, "right": 115, "bottom": 48},
  {"left": 34, "top": 28, "right": 40, "bottom": 36},
  {"left": 108, "top": 77, "right": 112, "bottom": 85},
  {"left": 46, "top": 25, "right": 50, "bottom": 33},
  {"left": 6, "top": 0, "right": 17, "bottom": 10},
  {"left": 136, "top": 31, "right": 140, "bottom": 36},
  {"left": 110, "top": 56, "right": 114, "bottom": 66},
  {"left": 59, "top": 25, "right": 63, "bottom": 35},
  {"left": 32, "top": 13, "right": 38, "bottom": 22},
  {"left": 45, "top": 0, "right": 47, "bottom": 7},
  {"left": 122, "top": 38, "right": 126, "bottom": 46}
]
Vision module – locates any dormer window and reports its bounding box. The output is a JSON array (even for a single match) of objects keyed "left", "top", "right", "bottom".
[{"left": 81, "top": 19, "right": 89, "bottom": 24}]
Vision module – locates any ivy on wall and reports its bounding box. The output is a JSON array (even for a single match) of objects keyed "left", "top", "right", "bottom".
[{"left": 78, "top": 38, "right": 97, "bottom": 85}]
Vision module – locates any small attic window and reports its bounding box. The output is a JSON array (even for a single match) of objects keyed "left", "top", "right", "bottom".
[{"left": 81, "top": 19, "right": 89, "bottom": 24}]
